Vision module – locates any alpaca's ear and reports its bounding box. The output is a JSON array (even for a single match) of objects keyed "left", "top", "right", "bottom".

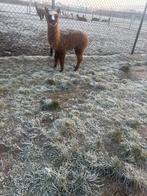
[
  {"left": 44, "top": 7, "right": 49, "bottom": 20},
  {"left": 57, "top": 8, "right": 61, "bottom": 14},
  {"left": 44, "top": 7, "right": 49, "bottom": 16},
  {"left": 44, "top": 7, "right": 50, "bottom": 22}
]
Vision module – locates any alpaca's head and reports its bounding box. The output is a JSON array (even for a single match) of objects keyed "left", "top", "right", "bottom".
[{"left": 44, "top": 7, "right": 60, "bottom": 26}]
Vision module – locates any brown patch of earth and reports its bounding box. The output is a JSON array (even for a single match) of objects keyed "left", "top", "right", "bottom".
[
  {"left": 138, "top": 125, "right": 147, "bottom": 140},
  {"left": 121, "top": 65, "right": 147, "bottom": 80}
]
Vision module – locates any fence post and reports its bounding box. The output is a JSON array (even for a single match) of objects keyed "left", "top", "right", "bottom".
[
  {"left": 28, "top": 0, "right": 32, "bottom": 14},
  {"left": 52, "top": 0, "right": 55, "bottom": 9},
  {"left": 131, "top": 0, "right": 147, "bottom": 54}
]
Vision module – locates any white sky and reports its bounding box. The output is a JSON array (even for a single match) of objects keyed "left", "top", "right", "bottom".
[
  {"left": 61, "top": 0, "right": 146, "bottom": 9},
  {"left": 35, "top": 0, "right": 146, "bottom": 10}
]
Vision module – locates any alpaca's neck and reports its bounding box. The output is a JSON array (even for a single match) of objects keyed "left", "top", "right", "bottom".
[{"left": 47, "top": 23, "right": 60, "bottom": 49}]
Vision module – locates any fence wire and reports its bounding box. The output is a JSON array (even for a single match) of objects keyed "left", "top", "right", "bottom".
[{"left": 0, "top": 0, "right": 147, "bottom": 56}]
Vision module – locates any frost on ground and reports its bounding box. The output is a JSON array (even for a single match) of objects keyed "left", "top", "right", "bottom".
[{"left": 0, "top": 54, "right": 147, "bottom": 195}]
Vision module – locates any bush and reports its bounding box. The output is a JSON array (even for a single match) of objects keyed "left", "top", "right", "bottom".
[{"left": 40, "top": 99, "right": 60, "bottom": 111}]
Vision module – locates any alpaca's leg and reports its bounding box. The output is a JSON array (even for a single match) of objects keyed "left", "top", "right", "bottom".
[
  {"left": 39, "top": 14, "right": 41, "bottom": 20},
  {"left": 41, "top": 13, "right": 43, "bottom": 20},
  {"left": 74, "top": 49, "right": 84, "bottom": 71},
  {"left": 54, "top": 50, "right": 59, "bottom": 68},
  {"left": 50, "top": 48, "right": 53, "bottom": 57},
  {"left": 59, "top": 51, "right": 66, "bottom": 72},
  {"left": 41, "top": 13, "right": 44, "bottom": 20}
]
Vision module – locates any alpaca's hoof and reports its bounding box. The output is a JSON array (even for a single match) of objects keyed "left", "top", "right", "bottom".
[
  {"left": 59, "top": 69, "right": 63, "bottom": 72},
  {"left": 74, "top": 68, "right": 78, "bottom": 71}
]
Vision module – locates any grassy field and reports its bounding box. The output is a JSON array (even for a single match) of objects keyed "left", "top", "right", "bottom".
[{"left": 0, "top": 54, "right": 147, "bottom": 195}]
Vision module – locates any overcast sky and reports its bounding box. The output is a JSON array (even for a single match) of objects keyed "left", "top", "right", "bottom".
[
  {"left": 35, "top": 0, "right": 146, "bottom": 10},
  {"left": 59, "top": 0, "right": 146, "bottom": 9}
]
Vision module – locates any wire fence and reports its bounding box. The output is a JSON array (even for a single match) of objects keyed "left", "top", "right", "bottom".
[{"left": 0, "top": 0, "right": 147, "bottom": 56}]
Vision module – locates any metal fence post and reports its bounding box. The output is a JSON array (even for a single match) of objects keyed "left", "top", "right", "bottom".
[
  {"left": 52, "top": 0, "right": 55, "bottom": 9},
  {"left": 28, "top": 0, "right": 32, "bottom": 14},
  {"left": 131, "top": 0, "right": 147, "bottom": 54}
]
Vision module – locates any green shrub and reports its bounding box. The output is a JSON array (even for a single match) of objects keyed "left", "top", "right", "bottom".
[
  {"left": 131, "top": 144, "right": 147, "bottom": 163},
  {"left": 112, "top": 130, "right": 124, "bottom": 144},
  {"left": 46, "top": 79, "right": 56, "bottom": 85},
  {"left": 120, "top": 65, "right": 130, "bottom": 73},
  {"left": 40, "top": 99, "right": 60, "bottom": 111}
]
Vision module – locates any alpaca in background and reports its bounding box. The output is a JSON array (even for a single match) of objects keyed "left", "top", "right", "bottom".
[
  {"left": 101, "top": 17, "right": 110, "bottom": 23},
  {"left": 34, "top": 2, "right": 45, "bottom": 20},
  {"left": 61, "top": 11, "right": 74, "bottom": 20},
  {"left": 44, "top": 8, "right": 88, "bottom": 72},
  {"left": 91, "top": 17, "right": 100, "bottom": 22},
  {"left": 76, "top": 14, "right": 87, "bottom": 22}
]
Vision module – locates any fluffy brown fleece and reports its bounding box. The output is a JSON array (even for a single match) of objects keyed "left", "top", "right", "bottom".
[{"left": 45, "top": 8, "right": 88, "bottom": 72}]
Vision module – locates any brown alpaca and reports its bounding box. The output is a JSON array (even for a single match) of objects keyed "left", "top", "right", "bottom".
[
  {"left": 76, "top": 14, "right": 87, "bottom": 22},
  {"left": 101, "top": 17, "right": 110, "bottom": 23},
  {"left": 91, "top": 17, "right": 100, "bottom": 22},
  {"left": 44, "top": 8, "right": 88, "bottom": 72},
  {"left": 35, "top": 2, "right": 45, "bottom": 20}
]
